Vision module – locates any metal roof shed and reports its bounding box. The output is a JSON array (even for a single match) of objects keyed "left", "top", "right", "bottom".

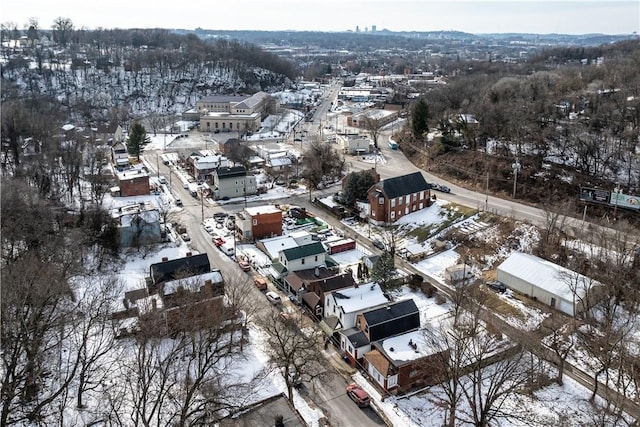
[{"left": 496, "top": 252, "right": 599, "bottom": 317}]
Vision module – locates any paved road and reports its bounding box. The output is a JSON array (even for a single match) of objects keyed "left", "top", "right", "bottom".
[{"left": 148, "top": 158, "right": 387, "bottom": 427}]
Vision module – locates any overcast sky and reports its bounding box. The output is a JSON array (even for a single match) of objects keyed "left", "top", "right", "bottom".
[{"left": 3, "top": 0, "right": 639, "bottom": 35}]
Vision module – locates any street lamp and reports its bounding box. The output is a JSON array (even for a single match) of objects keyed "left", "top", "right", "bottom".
[{"left": 512, "top": 159, "right": 521, "bottom": 199}]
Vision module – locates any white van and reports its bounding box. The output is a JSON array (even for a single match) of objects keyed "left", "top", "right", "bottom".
[{"left": 220, "top": 242, "right": 235, "bottom": 257}]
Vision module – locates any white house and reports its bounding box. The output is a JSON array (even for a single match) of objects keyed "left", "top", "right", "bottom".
[
  {"left": 496, "top": 252, "right": 600, "bottom": 316},
  {"left": 278, "top": 242, "right": 327, "bottom": 273},
  {"left": 325, "top": 283, "right": 389, "bottom": 330}
]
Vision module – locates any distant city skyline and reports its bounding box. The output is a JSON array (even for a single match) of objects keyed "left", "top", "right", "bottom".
[{"left": 2, "top": 0, "right": 639, "bottom": 35}]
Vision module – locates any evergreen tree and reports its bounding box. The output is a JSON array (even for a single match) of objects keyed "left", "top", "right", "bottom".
[
  {"left": 371, "top": 251, "right": 396, "bottom": 291},
  {"left": 127, "top": 122, "right": 150, "bottom": 161},
  {"left": 343, "top": 170, "right": 377, "bottom": 206},
  {"left": 411, "top": 98, "right": 430, "bottom": 140}
]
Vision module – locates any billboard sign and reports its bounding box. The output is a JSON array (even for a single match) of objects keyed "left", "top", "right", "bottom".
[
  {"left": 580, "top": 187, "right": 611, "bottom": 204},
  {"left": 610, "top": 192, "right": 640, "bottom": 210}
]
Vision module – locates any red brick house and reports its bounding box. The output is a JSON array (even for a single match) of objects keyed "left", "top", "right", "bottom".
[
  {"left": 236, "top": 205, "right": 283, "bottom": 241},
  {"left": 367, "top": 171, "right": 431, "bottom": 225},
  {"left": 117, "top": 169, "right": 150, "bottom": 197}
]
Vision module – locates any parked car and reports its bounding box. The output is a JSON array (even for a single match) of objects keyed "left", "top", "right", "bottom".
[
  {"left": 253, "top": 275, "right": 268, "bottom": 291},
  {"left": 265, "top": 291, "right": 282, "bottom": 305},
  {"left": 238, "top": 260, "right": 251, "bottom": 272},
  {"left": 180, "top": 233, "right": 190, "bottom": 242},
  {"left": 204, "top": 224, "right": 215, "bottom": 234},
  {"left": 213, "top": 237, "right": 226, "bottom": 247},
  {"left": 372, "top": 240, "right": 385, "bottom": 251},
  {"left": 434, "top": 184, "right": 451, "bottom": 193},
  {"left": 486, "top": 281, "right": 507, "bottom": 293},
  {"left": 346, "top": 383, "right": 370, "bottom": 408}
]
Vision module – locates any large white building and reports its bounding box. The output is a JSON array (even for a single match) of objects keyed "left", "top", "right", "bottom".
[{"left": 497, "top": 252, "right": 600, "bottom": 316}]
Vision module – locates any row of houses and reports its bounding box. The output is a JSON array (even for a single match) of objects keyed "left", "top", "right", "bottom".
[{"left": 233, "top": 208, "right": 445, "bottom": 393}]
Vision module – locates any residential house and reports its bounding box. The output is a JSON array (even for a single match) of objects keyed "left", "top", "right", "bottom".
[
  {"left": 304, "top": 271, "right": 356, "bottom": 317},
  {"left": 160, "top": 270, "right": 225, "bottom": 308},
  {"left": 497, "top": 252, "right": 601, "bottom": 316},
  {"left": 192, "top": 154, "right": 229, "bottom": 182},
  {"left": 265, "top": 153, "right": 293, "bottom": 175},
  {"left": 236, "top": 205, "right": 283, "bottom": 241},
  {"left": 213, "top": 166, "right": 257, "bottom": 200},
  {"left": 148, "top": 253, "right": 211, "bottom": 291},
  {"left": 273, "top": 242, "right": 329, "bottom": 279},
  {"left": 111, "top": 141, "right": 129, "bottom": 167},
  {"left": 367, "top": 171, "right": 432, "bottom": 225},
  {"left": 116, "top": 168, "right": 150, "bottom": 196},
  {"left": 325, "top": 283, "right": 388, "bottom": 331},
  {"left": 356, "top": 299, "right": 420, "bottom": 342},
  {"left": 94, "top": 123, "right": 124, "bottom": 144},
  {"left": 364, "top": 330, "right": 448, "bottom": 393},
  {"left": 256, "top": 235, "right": 300, "bottom": 262},
  {"left": 282, "top": 266, "right": 338, "bottom": 312},
  {"left": 339, "top": 299, "right": 420, "bottom": 367},
  {"left": 111, "top": 202, "right": 161, "bottom": 248}
]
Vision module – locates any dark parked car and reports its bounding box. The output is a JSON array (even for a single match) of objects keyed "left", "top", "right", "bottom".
[
  {"left": 486, "top": 281, "right": 507, "bottom": 293},
  {"left": 372, "top": 240, "right": 385, "bottom": 251}
]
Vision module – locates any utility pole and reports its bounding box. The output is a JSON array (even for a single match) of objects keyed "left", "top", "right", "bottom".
[
  {"left": 156, "top": 154, "right": 160, "bottom": 179},
  {"left": 200, "top": 189, "right": 204, "bottom": 222},
  {"left": 485, "top": 169, "right": 489, "bottom": 211}
]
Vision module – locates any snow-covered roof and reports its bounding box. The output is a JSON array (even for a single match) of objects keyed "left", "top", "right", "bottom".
[
  {"left": 331, "top": 283, "right": 388, "bottom": 314},
  {"left": 116, "top": 168, "right": 148, "bottom": 181},
  {"left": 259, "top": 235, "right": 299, "bottom": 259},
  {"left": 497, "top": 252, "right": 597, "bottom": 301},
  {"left": 245, "top": 205, "right": 282, "bottom": 216},
  {"left": 379, "top": 329, "right": 437, "bottom": 363},
  {"left": 162, "top": 271, "right": 224, "bottom": 295},
  {"left": 194, "top": 155, "right": 227, "bottom": 170}
]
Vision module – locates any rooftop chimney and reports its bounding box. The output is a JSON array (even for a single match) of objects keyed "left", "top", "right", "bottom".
[
  {"left": 162, "top": 257, "right": 169, "bottom": 262},
  {"left": 186, "top": 252, "right": 192, "bottom": 257}
]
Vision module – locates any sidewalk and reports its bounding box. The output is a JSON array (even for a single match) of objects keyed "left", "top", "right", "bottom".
[{"left": 321, "top": 345, "right": 357, "bottom": 380}]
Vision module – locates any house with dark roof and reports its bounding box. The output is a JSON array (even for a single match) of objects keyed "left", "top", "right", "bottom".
[
  {"left": 356, "top": 299, "right": 420, "bottom": 342},
  {"left": 213, "top": 166, "right": 257, "bottom": 200},
  {"left": 148, "top": 253, "right": 211, "bottom": 291},
  {"left": 305, "top": 271, "right": 355, "bottom": 317},
  {"left": 367, "top": 171, "right": 432, "bottom": 225}
]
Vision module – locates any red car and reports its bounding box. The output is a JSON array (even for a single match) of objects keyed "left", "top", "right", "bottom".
[
  {"left": 346, "top": 383, "right": 370, "bottom": 408},
  {"left": 213, "top": 237, "right": 225, "bottom": 247},
  {"left": 238, "top": 260, "right": 251, "bottom": 272}
]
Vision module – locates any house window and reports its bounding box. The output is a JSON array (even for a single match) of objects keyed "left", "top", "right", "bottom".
[
  {"left": 388, "top": 375, "right": 398, "bottom": 388},
  {"left": 348, "top": 344, "right": 353, "bottom": 354},
  {"left": 406, "top": 195, "right": 410, "bottom": 204},
  {"left": 413, "top": 193, "right": 417, "bottom": 201},
  {"left": 420, "top": 191, "right": 425, "bottom": 199},
  {"left": 315, "top": 255, "right": 318, "bottom": 261},
  {"left": 396, "top": 197, "right": 401, "bottom": 206},
  {"left": 252, "top": 219, "right": 257, "bottom": 225},
  {"left": 391, "top": 199, "right": 395, "bottom": 208},
  {"left": 391, "top": 211, "right": 395, "bottom": 219},
  {"left": 379, "top": 198, "right": 384, "bottom": 205},
  {"left": 301, "top": 259, "right": 305, "bottom": 265},
  {"left": 364, "top": 325, "right": 369, "bottom": 333},
  {"left": 409, "top": 370, "right": 418, "bottom": 378}
]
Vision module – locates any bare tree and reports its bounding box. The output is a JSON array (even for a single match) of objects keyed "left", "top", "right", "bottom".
[
  {"left": 363, "top": 116, "right": 383, "bottom": 149},
  {"left": 52, "top": 17, "right": 73, "bottom": 47},
  {"left": 258, "top": 309, "right": 332, "bottom": 404}
]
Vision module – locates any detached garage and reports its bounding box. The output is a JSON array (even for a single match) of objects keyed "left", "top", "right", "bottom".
[{"left": 496, "top": 252, "right": 599, "bottom": 317}]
